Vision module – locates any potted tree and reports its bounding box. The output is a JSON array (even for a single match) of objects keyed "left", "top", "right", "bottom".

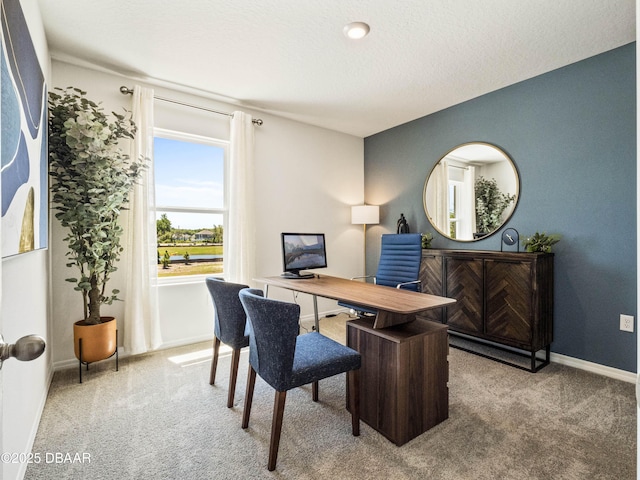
[
  {"left": 475, "top": 176, "right": 516, "bottom": 236},
  {"left": 48, "top": 87, "right": 145, "bottom": 366}
]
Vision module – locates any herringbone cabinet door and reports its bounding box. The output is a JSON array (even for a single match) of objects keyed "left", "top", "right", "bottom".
[
  {"left": 445, "top": 257, "right": 483, "bottom": 335},
  {"left": 485, "top": 260, "right": 532, "bottom": 345},
  {"left": 419, "top": 254, "right": 444, "bottom": 323}
]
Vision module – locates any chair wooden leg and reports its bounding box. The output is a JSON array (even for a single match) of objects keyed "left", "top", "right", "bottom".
[
  {"left": 348, "top": 369, "right": 360, "bottom": 436},
  {"left": 242, "top": 366, "right": 256, "bottom": 429},
  {"left": 268, "top": 390, "right": 287, "bottom": 471},
  {"left": 312, "top": 381, "right": 319, "bottom": 402},
  {"left": 210, "top": 337, "right": 221, "bottom": 385},
  {"left": 227, "top": 348, "right": 242, "bottom": 408}
]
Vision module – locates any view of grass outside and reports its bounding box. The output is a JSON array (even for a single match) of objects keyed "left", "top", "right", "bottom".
[
  {"left": 156, "top": 214, "right": 224, "bottom": 277},
  {"left": 157, "top": 244, "right": 223, "bottom": 277}
]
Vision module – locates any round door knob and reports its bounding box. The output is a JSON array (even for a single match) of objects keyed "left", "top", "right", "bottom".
[{"left": 0, "top": 334, "right": 46, "bottom": 368}]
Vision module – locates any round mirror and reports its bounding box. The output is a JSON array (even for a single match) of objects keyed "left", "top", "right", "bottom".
[{"left": 423, "top": 142, "right": 519, "bottom": 242}]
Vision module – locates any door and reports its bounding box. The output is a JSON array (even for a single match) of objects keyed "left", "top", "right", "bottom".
[
  {"left": 418, "top": 253, "right": 444, "bottom": 323},
  {"left": 445, "top": 256, "right": 483, "bottom": 335},
  {"left": 0, "top": 149, "right": 44, "bottom": 480},
  {"left": 484, "top": 259, "right": 533, "bottom": 348}
]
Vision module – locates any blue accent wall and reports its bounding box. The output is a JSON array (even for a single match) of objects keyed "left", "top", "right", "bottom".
[{"left": 364, "top": 43, "right": 636, "bottom": 372}]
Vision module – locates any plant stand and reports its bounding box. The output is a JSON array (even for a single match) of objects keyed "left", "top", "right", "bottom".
[{"left": 78, "top": 331, "right": 119, "bottom": 384}]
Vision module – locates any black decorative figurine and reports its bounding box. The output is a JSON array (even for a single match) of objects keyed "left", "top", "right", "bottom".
[{"left": 397, "top": 213, "right": 410, "bottom": 234}]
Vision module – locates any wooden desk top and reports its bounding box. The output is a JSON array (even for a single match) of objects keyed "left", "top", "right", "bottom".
[{"left": 256, "top": 275, "right": 456, "bottom": 328}]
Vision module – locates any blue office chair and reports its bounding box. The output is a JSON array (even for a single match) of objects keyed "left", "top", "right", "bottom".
[
  {"left": 339, "top": 233, "right": 423, "bottom": 315},
  {"left": 205, "top": 277, "right": 250, "bottom": 408},
  {"left": 238, "top": 288, "right": 361, "bottom": 471}
]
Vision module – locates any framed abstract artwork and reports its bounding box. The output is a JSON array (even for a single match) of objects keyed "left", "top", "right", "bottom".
[{"left": 1, "top": 0, "right": 48, "bottom": 258}]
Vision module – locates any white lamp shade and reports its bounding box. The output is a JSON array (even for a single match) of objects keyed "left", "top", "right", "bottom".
[{"left": 351, "top": 205, "right": 379, "bottom": 225}]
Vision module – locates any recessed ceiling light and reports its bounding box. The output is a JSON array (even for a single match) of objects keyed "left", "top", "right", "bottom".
[{"left": 344, "top": 22, "right": 370, "bottom": 40}]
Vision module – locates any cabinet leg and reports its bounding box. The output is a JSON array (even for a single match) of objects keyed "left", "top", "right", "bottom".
[
  {"left": 530, "top": 344, "right": 551, "bottom": 372},
  {"left": 530, "top": 351, "right": 535, "bottom": 372},
  {"left": 449, "top": 332, "right": 551, "bottom": 373}
]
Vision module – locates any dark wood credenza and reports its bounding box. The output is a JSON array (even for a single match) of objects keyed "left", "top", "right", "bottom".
[{"left": 418, "top": 249, "right": 554, "bottom": 372}]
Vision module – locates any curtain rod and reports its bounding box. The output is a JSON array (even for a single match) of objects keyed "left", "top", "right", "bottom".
[
  {"left": 448, "top": 164, "right": 469, "bottom": 170},
  {"left": 119, "top": 86, "right": 263, "bottom": 126}
]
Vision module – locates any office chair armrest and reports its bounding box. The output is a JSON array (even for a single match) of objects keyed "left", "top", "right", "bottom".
[
  {"left": 350, "top": 275, "right": 375, "bottom": 282},
  {"left": 396, "top": 280, "right": 422, "bottom": 290}
]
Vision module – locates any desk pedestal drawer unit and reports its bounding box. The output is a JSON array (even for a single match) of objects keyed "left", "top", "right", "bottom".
[
  {"left": 346, "top": 317, "right": 449, "bottom": 446},
  {"left": 419, "top": 249, "right": 554, "bottom": 372}
]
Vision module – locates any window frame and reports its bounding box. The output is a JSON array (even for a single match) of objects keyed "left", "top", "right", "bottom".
[
  {"left": 448, "top": 181, "right": 462, "bottom": 239},
  {"left": 154, "top": 128, "right": 229, "bottom": 284}
]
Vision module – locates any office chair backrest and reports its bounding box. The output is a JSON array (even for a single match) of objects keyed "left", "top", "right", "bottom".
[
  {"left": 239, "top": 288, "right": 301, "bottom": 391},
  {"left": 375, "top": 233, "right": 423, "bottom": 291},
  {"left": 205, "top": 277, "right": 249, "bottom": 349}
]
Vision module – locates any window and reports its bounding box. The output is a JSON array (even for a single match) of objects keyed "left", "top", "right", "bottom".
[
  {"left": 448, "top": 182, "right": 460, "bottom": 239},
  {"left": 154, "top": 129, "right": 228, "bottom": 278},
  {"left": 447, "top": 164, "right": 475, "bottom": 240}
]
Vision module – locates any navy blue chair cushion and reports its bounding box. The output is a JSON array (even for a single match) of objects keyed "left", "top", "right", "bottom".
[
  {"left": 290, "top": 332, "right": 361, "bottom": 389},
  {"left": 239, "top": 288, "right": 361, "bottom": 392},
  {"left": 205, "top": 278, "right": 250, "bottom": 350}
]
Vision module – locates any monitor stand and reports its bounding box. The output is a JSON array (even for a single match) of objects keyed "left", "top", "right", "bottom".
[{"left": 281, "top": 271, "right": 315, "bottom": 279}]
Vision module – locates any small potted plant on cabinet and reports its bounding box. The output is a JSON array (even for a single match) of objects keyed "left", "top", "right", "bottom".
[
  {"left": 48, "top": 87, "right": 145, "bottom": 376},
  {"left": 522, "top": 232, "right": 561, "bottom": 253}
]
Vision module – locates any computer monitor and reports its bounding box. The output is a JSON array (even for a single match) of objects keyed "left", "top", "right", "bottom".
[{"left": 281, "top": 233, "right": 327, "bottom": 278}]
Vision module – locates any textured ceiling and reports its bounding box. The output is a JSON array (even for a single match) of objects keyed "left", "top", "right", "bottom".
[{"left": 37, "top": 0, "right": 635, "bottom": 137}]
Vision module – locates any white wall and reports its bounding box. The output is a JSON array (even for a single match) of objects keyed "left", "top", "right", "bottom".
[
  {"left": 50, "top": 61, "right": 365, "bottom": 365},
  {"left": 1, "top": 2, "right": 52, "bottom": 480}
]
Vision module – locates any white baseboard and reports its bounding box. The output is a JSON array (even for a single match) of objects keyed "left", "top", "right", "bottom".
[
  {"left": 550, "top": 352, "right": 637, "bottom": 384},
  {"left": 52, "top": 334, "right": 214, "bottom": 371},
  {"left": 155, "top": 334, "right": 213, "bottom": 351},
  {"left": 53, "top": 356, "right": 110, "bottom": 371}
]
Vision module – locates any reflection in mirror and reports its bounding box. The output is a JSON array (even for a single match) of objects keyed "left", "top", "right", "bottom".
[{"left": 423, "top": 143, "right": 519, "bottom": 242}]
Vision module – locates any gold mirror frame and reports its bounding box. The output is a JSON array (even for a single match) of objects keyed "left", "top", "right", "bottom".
[{"left": 423, "top": 142, "right": 520, "bottom": 242}]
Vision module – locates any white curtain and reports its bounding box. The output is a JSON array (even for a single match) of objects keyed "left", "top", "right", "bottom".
[
  {"left": 123, "top": 86, "right": 162, "bottom": 355},
  {"left": 430, "top": 160, "right": 450, "bottom": 233},
  {"left": 225, "top": 111, "right": 256, "bottom": 286},
  {"left": 459, "top": 165, "right": 476, "bottom": 238}
]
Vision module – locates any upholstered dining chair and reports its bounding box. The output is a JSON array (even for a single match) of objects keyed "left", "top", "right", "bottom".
[
  {"left": 238, "top": 288, "right": 361, "bottom": 471},
  {"left": 205, "top": 277, "right": 250, "bottom": 408},
  {"left": 339, "top": 232, "right": 423, "bottom": 315}
]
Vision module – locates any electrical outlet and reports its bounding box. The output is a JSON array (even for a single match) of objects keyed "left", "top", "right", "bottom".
[{"left": 620, "top": 314, "right": 634, "bottom": 332}]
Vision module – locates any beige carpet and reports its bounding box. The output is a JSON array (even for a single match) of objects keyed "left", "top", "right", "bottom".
[{"left": 25, "top": 314, "right": 636, "bottom": 479}]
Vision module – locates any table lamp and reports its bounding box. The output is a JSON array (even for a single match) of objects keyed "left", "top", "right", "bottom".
[{"left": 351, "top": 205, "right": 380, "bottom": 275}]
